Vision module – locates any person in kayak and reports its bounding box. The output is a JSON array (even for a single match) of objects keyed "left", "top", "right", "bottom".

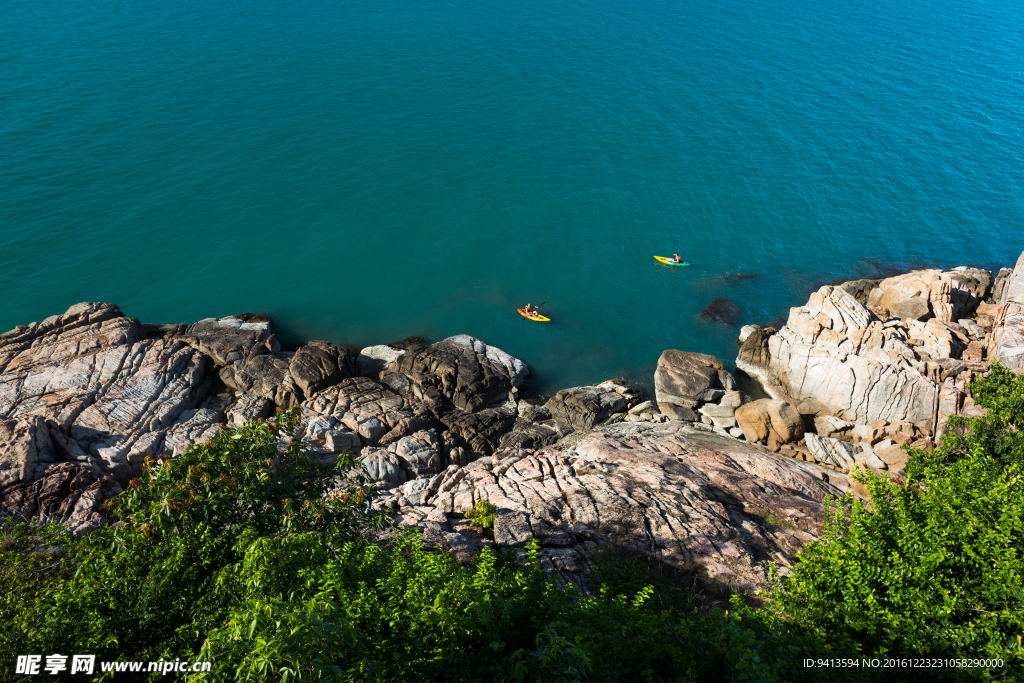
[
  {"left": 671, "top": 254, "right": 683, "bottom": 263},
  {"left": 523, "top": 303, "right": 537, "bottom": 316}
]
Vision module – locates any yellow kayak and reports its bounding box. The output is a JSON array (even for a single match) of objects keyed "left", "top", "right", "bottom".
[
  {"left": 517, "top": 308, "right": 550, "bottom": 322},
  {"left": 654, "top": 256, "right": 690, "bottom": 266}
]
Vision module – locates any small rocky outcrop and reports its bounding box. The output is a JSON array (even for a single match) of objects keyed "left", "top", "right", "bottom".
[
  {"left": 0, "top": 462, "right": 121, "bottom": 534},
  {"left": 389, "top": 335, "right": 527, "bottom": 413},
  {"left": 655, "top": 350, "right": 736, "bottom": 410},
  {"left": 734, "top": 399, "right": 805, "bottom": 452},
  {"left": 545, "top": 382, "right": 631, "bottom": 429}
]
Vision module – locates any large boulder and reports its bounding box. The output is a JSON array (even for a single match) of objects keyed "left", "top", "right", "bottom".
[
  {"left": 734, "top": 399, "right": 804, "bottom": 451},
  {"left": 389, "top": 336, "right": 527, "bottom": 414},
  {"left": 289, "top": 341, "right": 356, "bottom": 398},
  {"left": 545, "top": 386, "right": 627, "bottom": 429},
  {"left": 654, "top": 350, "right": 736, "bottom": 410},
  {"left": 991, "top": 251, "right": 1024, "bottom": 372}
]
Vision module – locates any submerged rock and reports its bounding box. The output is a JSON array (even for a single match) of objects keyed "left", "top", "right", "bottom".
[{"left": 700, "top": 297, "right": 740, "bottom": 325}]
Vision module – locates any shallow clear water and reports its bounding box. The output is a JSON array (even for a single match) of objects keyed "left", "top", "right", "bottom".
[{"left": 2, "top": 0, "right": 1023, "bottom": 394}]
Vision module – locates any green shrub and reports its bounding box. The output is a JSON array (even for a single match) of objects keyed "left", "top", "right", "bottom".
[
  {"left": 767, "top": 362, "right": 1024, "bottom": 677},
  {"left": 0, "top": 409, "right": 387, "bottom": 673},
  {"left": 1, "top": 408, "right": 867, "bottom": 682},
  {"left": 465, "top": 500, "right": 498, "bottom": 530}
]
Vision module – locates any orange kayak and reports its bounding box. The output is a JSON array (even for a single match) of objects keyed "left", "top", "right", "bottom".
[{"left": 517, "top": 308, "right": 550, "bottom": 322}]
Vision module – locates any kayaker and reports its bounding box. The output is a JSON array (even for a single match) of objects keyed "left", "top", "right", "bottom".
[
  {"left": 672, "top": 254, "right": 682, "bottom": 263},
  {"left": 523, "top": 303, "right": 537, "bottom": 316}
]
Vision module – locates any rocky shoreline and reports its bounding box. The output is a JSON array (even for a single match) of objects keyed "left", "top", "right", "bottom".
[{"left": 2, "top": 249, "right": 1022, "bottom": 595}]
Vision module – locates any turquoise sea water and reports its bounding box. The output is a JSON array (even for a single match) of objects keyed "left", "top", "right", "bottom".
[{"left": 2, "top": 0, "right": 1023, "bottom": 394}]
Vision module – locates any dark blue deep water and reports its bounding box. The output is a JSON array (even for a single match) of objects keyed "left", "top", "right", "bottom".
[{"left": 2, "top": 0, "right": 1023, "bottom": 393}]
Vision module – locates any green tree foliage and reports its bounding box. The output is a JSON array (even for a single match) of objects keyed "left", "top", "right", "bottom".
[
  {"left": 768, "top": 362, "right": 1024, "bottom": 677},
  {"left": 0, "top": 409, "right": 862, "bottom": 682},
  {"left": 1, "top": 409, "right": 388, "bottom": 671}
]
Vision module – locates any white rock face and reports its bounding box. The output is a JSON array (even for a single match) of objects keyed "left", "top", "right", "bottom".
[
  {"left": 992, "top": 251, "right": 1024, "bottom": 371},
  {"left": 754, "top": 286, "right": 940, "bottom": 430}
]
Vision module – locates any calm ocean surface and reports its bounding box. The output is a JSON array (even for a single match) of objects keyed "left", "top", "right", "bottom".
[{"left": 2, "top": 0, "right": 1023, "bottom": 394}]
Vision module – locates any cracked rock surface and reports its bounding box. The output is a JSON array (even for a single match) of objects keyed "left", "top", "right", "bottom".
[{"left": 378, "top": 421, "right": 851, "bottom": 592}]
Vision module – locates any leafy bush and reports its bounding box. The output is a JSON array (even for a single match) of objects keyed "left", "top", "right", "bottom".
[
  {"left": 465, "top": 500, "right": 498, "bottom": 530},
  {"left": 1, "top": 409, "right": 387, "bottom": 672},
  {"left": 1, "top": 409, "right": 867, "bottom": 683},
  {"left": 767, "top": 362, "right": 1024, "bottom": 677}
]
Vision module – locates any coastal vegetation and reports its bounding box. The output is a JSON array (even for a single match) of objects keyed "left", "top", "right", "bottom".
[{"left": 3, "top": 365, "right": 1024, "bottom": 681}]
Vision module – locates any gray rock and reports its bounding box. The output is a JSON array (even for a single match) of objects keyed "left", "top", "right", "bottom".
[
  {"left": 545, "top": 386, "right": 627, "bottom": 429},
  {"left": 659, "top": 403, "right": 697, "bottom": 421},
  {"left": 303, "top": 377, "right": 424, "bottom": 444},
  {"left": 804, "top": 433, "right": 859, "bottom": 470},
  {"left": 227, "top": 393, "right": 275, "bottom": 427},
  {"left": 224, "top": 354, "right": 301, "bottom": 408},
  {"left": 894, "top": 297, "right": 931, "bottom": 321},
  {"left": 991, "top": 251, "right": 1024, "bottom": 371},
  {"left": 494, "top": 512, "right": 534, "bottom": 547},
  {"left": 699, "top": 403, "right": 736, "bottom": 419},
  {"left": 813, "top": 415, "right": 855, "bottom": 439},
  {"left": 357, "top": 345, "right": 405, "bottom": 378},
  {"left": 720, "top": 391, "right": 749, "bottom": 408},
  {"left": 628, "top": 400, "right": 656, "bottom": 415},
  {"left": 289, "top": 341, "right": 355, "bottom": 398},
  {"left": 654, "top": 350, "right": 736, "bottom": 410},
  {"left": 304, "top": 413, "right": 361, "bottom": 453},
  {"left": 391, "top": 430, "right": 443, "bottom": 478},
  {"left": 360, "top": 450, "right": 407, "bottom": 489}
]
